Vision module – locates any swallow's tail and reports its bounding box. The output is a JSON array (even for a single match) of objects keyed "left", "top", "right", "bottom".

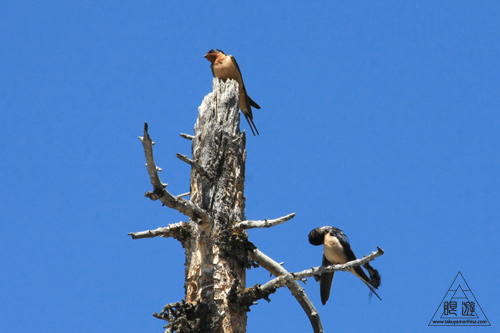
[
  {"left": 353, "top": 265, "right": 382, "bottom": 301},
  {"left": 242, "top": 110, "right": 259, "bottom": 136},
  {"left": 362, "top": 279, "right": 382, "bottom": 301},
  {"left": 248, "top": 116, "right": 259, "bottom": 135}
]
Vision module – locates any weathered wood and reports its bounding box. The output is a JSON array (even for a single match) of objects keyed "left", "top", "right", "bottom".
[
  {"left": 234, "top": 213, "right": 296, "bottom": 230},
  {"left": 182, "top": 78, "right": 249, "bottom": 332},
  {"left": 127, "top": 222, "right": 190, "bottom": 240},
  {"left": 138, "top": 123, "right": 212, "bottom": 226},
  {"left": 249, "top": 249, "right": 324, "bottom": 333}
]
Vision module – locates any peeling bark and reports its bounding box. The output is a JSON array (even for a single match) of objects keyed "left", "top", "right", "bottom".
[{"left": 182, "top": 78, "right": 250, "bottom": 332}]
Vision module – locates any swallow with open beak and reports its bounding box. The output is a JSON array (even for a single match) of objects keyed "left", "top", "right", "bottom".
[
  {"left": 308, "top": 226, "right": 382, "bottom": 304},
  {"left": 204, "top": 49, "right": 261, "bottom": 136}
]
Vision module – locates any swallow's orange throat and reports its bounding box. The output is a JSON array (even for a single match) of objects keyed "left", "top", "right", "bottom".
[{"left": 204, "top": 53, "right": 218, "bottom": 64}]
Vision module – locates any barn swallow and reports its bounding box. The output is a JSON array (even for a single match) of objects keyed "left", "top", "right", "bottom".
[
  {"left": 204, "top": 49, "right": 261, "bottom": 136},
  {"left": 308, "top": 226, "right": 381, "bottom": 304}
]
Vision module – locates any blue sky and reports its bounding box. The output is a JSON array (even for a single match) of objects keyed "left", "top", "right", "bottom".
[{"left": 1, "top": 1, "right": 499, "bottom": 332}]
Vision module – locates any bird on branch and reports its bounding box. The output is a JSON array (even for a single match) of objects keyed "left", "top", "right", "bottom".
[{"left": 308, "top": 226, "right": 382, "bottom": 304}]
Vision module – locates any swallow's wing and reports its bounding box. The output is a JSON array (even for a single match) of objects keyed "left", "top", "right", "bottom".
[
  {"left": 337, "top": 232, "right": 382, "bottom": 300},
  {"left": 335, "top": 232, "right": 370, "bottom": 281},
  {"left": 241, "top": 112, "right": 257, "bottom": 136},
  {"left": 230, "top": 55, "right": 261, "bottom": 109},
  {"left": 229, "top": 55, "right": 242, "bottom": 77},
  {"left": 320, "top": 254, "right": 334, "bottom": 305}
]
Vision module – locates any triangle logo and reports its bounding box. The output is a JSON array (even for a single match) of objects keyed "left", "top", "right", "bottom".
[{"left": 429, "top": 272, "right": 491, "bottom": 326}]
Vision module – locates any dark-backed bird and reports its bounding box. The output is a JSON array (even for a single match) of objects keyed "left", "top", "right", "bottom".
[
  {"left": 308, "top": 226, "right": 382, "bottom": 304},
  {"left": 204, "top": 49, "right": 261, "bottom": 136}
]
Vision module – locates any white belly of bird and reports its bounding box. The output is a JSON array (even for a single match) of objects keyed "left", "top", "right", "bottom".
[{"left": 323, "top": 234, "right": 348, "bottom": 265}]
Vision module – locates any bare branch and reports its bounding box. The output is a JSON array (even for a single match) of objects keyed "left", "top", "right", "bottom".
[
  {"left": 139, "top": 122, "right": 163, "bottom": 191},
  {"left": 298, "top": 247, "right": 384, "bottom": 278},
  {"left": 140, "top": 123, "right": 212, "bottom": 225},
  {"left": 180, "top": 133, "right": 193, "bottom": 140},
  {"left": 128, "top": 221, "right": 191, "bottom": 241},
  {"left": 249, "top": 249, "right": 324, "bottom": 333},
  {"left": 145, "top": 190, "right": 212, "bottom": 225},
  {"left": 234, "top": 213, "right": 296, "bottom": 230},
  {"left": 176, "top": 153, "right": 211, "bottom": 180},
  {"left": 176, "top": 192, "right": 190, "bottom": 199}
]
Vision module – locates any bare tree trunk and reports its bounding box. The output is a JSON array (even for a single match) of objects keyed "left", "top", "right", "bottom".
[{"left": 182, "top": 78, "right": 249, "bottom": 332}]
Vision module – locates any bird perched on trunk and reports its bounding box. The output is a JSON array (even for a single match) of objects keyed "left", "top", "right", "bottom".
[
  {"left": 308, "top": 226, "right": 382, "bottom": 304},
  {"left": 204, "top": 49, "right": 261, "bottom": 136}
]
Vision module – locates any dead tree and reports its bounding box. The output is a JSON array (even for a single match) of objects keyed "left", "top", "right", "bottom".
[{"left": 129, "top": 78, "right": 384, "bottom": 332}]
